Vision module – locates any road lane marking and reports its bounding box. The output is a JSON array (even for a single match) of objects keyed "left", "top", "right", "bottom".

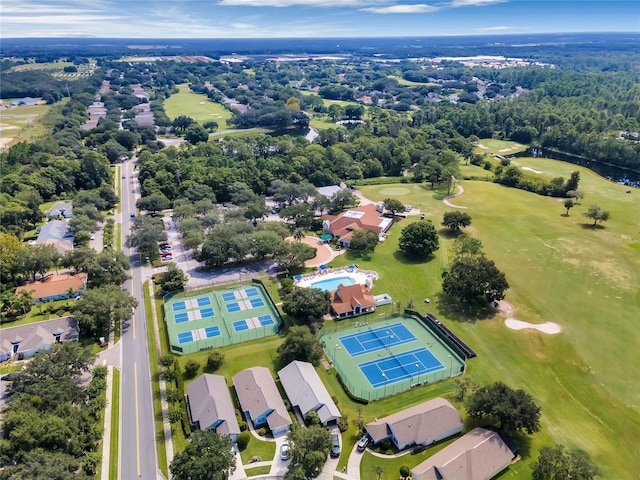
[
  {"left": 134, "top": 362, "right": 141, "bottom": 477},
  {"left": 132, "top": 312, "right": 136, "bottom": 340}
]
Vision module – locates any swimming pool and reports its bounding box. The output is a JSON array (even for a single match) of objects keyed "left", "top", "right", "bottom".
[{"left": 310, "top": 276, "right": 356, "bottom": 291}]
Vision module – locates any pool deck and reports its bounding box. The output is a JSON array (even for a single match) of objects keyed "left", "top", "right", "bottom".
[{"left": 295, "top": 266, "right": 378, "bottom": 290}]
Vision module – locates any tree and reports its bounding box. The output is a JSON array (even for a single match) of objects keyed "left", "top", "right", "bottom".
[
  {"left": 85, "top": 249, "right": 130, "bottom": 287},
  {"left": 206, "top": 350, "right": 224, "bottom": 371},
  {"left": 279, "top": 203, "right": 315, "bottom": 228},
  {"left": 236, "top": 431, "right": 251, "bottom": 451},
  {"left": 170, "top": 430, "right": 235, "bottom": 480},
  {"left": 452, "top": 234, "right": 484, "bottom": 259},
  {"left": 275, "top": 242, "right": 316, "bottom": 272},
  {"left": 21, "top": 244, "right": 59, "bottom": 281},
  {"left": 564, "top": 199, "right": 574, "bottom": 216},
  {"left": 172, "top": 115, "right": 194, "bottom": 132},
  {"left": 442, "top": 256, "right": 509, "bottom": 305},
  {"left": 583, "top": 204, "right": 610, "bottom": 226},
  {"left": 183, "top": 360, "right": 200, "bottom": 378},
  {"left": 442, "top": 211, "right": 472, "bottom": 232},
  {"left": 0, "top": 449, "right": 91, "bottom": 480},
  {"left": 73, "top": 284, "right": 138, "bottom": 337},
  {"left": 398, "top": 221, "right": 440, "bottom": 258},
  {"left": 276, "top": 325, "right": 324, "bottom": 370},
  {"left": 127, "top": 216, "right": 167, "bottom": 255},
  {"left": 184, "top": 123, "right": 209, "bottom": 145},
  {"left": 531, "top": 444, "right": 600, "bottom": 480},
  {"left": 293, "top": 229, "right": 304, "bottom": 242},
  {"left": 158, "top": 264, "right": 188, "bottom": 292},
  {"left": 565, "top": 171, "right": 580, "bottom": 193},
  {"left": 466, "top": 382, "right": 541, "bottom": 434},
  {"left": 348, "top": 229, "right": 379, "bottom": 253},
  {"left": 282, "top": 287, "right": 330, "bottom": 323},
  {"left": 203, "top": 121, "right": 218, "bottom": 132},
  {"left": 285, "top": 424, "right": 331, "bottom": 480},
  {"left": 0, "top": 232, "right": 24, "bottom": 284},
  {"left": 136, "top": 194, "right": 170, "bottom": 214},
  {"left": 328, "top": 190, "right": 356, "bottom": 213},
  {"left": 383, "top": 198, "right": 404, "bottom": 219}
]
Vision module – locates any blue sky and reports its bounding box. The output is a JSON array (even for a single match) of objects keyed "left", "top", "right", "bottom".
[{"left": 1, "top": 0, "right": 638, "bottom": 38}]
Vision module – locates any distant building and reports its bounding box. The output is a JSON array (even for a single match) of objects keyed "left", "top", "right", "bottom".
[
  {"left": 0, "top": 316, "right": 79, "bottom": 362},
  {"left": 365, "top": 398, "right": 463, "bottom": 451},
  {"left": 278, "top": 360, "right": 341, "bottom": 427},
  {"left": 316, "top": 185, "right": 344, "bottom": 198},
  {"left": 322, "top": 203, "right": 393, "bottom": 248},
  {"left": 15, "top": 273, "right": 88, "bottom": 304},
  {"left": 9, "top": 97, "right": 38, "bottom": 106},
  {"left": 232, "top": 367, "right": 291, "bottom": 436},
  {"left": 186, "top": 374, "right": 240, "bottom": 442},
  {"left": 411, "top": 427, "right": 516, "bottom": 480},
  {"left": 330, "top": 283, "right": 376, "bottom": 319}
]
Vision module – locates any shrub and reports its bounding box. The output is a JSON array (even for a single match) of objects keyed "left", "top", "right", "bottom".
[
  {"left": 206, "top": 351, "right": 224, "bottom": 371},
  {"left": 259, "top": 427, "right": 268, "bottom": 437},
  {"left": 184, "top": 359, "right": 200, "bottom": 378},
  {"left": 400, "top": 465, "right": 411, "bottom": 478},
  {"left": 159, "top": 354, "right": 175, "bottom": 367},
  {"left": 237, "top": 431, "right": 251, "bottom": 451}
]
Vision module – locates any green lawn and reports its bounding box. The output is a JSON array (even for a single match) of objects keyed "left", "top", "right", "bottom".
[
  {"left": 350, "top": 162, "right": 640, "bottom": 479},
  {"left": 0, "top": 102, "right": 51, "bottom": 147},
  {"left": 163, "top": 84, "right": 232, "bottom": 128},
  {"left": 109, "top": 368, "right": 121, "bottom": 480},
  {"left": 239, "top": 437, "right": 276, "bottom": 465},
  {"left": 475, "top": 138, "right": 528, "bottom": 155},
  {"left": 0, "top": 299, "right": 73, "bottom": 329},
  {"left": 388, "top": 75, "right": 439, "bottom": 87}
]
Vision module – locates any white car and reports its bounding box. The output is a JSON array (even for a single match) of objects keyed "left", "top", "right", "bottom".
[
  {"left": 90, "top": 235, "right": 95, "bottom": 240},
  {"left": 280, "top": 442, "right": 290, "bottom": 460}
]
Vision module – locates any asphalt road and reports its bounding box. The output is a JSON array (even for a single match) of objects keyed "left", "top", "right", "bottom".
[{"left": 119, "top": 158, "right": 160, "bottom": 479}]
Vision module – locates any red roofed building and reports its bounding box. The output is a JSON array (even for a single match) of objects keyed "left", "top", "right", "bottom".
[
  {"left": 322, "top": 203, "right": 393, "bottom": 248},
  {"left": 330, "top": 283, "right": 376, "bottom": 319},
  {"left": 15, "top": 273, "right": 88, "bottom": 304}
]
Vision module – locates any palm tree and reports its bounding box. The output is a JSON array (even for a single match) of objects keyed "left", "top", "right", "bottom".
[
  {"left": 16, "top": 290, "right": 34, "bottom": 316},
  {"left": 293, "top": 229, "right": 304, "bottom": 242}
]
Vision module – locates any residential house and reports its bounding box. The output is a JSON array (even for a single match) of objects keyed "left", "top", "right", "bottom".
[
  {"left": 330, "top": 283, "right": 376, "bottom": 319},
  {"left": 411, "top": 427, "right": 516, "bottom": 480},
  {"left": 15, "top": 273, "right": 88, "bottom": 304},
  {"left": 232, "top": 367, "right": 291, "bottom": 436},
  {"left": 46, "top": 202, "right": 73, "bottom": 219},
  {"left": 35, "top": 220, "right": 74, "bottom": 254},
  {"left": 365, "top": 398, "right": 463, "bottom": 451},
  {"left": 0, "top": 316, "right": 79, "bottom": 362},
  {"left": 322, "top": 203, "right": 393, "bottom": 248},
  {"left": 278, "top": 360, "right": 341, "bottom": 427},
  {"left": 186, "top": 374, "right": 240, "bottom": 442},
  {"left": 316, "top": 185, "right": 344, "bottom": 199}
]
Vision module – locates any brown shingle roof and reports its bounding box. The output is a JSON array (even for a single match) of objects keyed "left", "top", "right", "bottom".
[
  {"left": 15, "top": 273, "right": 87, "bottom": 301},
  {"left": 412, "top": 427, "right": 515, "bottom": 480},
  {"left": 365, "top": 398, "right": 463, "bottom": 445},
  {"left": 330, "top": 284, "right": 376, "bottom": 315},
  {"left": 232, "top": 367, "right": 291, "bottom": 431}
]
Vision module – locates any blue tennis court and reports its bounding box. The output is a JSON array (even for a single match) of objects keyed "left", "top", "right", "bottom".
[
  {"left": 197, "top": 297, "right": 211, "bottom": 307},
  {"left": 200, "top": 307, "right": 214, "bottom": 318},
  {"left": 226, "top": 302, "right": 241, "bottom": 313},
  {"left": 245, "top": 287, "right": 259, "bottom": 297},
  {"left": 339, "top": 323, "right": 416, "bottom": 357},
  {"left": 258, "top": 315, "right": 274, "bottom": 326},
  {"left": 359, "top": 348, "right": 444, "bottom": 388},
  {"left": 233, "top": 320, "right": 248, "bottom": 331},
  {"left": 205, "top": 326, "right": 220, "bottom": 338},
  {"left": 172, "top": 301, "right": 186, "bottom": 312},
  {"left": 178, "top": 332, "right": 193, "bottom": 344},
  {"left": 250, "top": 298, "right": 265, "bottom": 308},
  {"left": 174, "top": 312, "right": 189, "bottom": 324},
  {"left": 222, "top": 292, "right": 236, "bottom": 302}
]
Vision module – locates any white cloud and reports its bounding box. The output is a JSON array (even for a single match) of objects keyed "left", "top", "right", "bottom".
[
  {"left": 231, "top": 22, "right": 255, "bottom": 28},
  {"left": 476, "top": 25, "right": 531, "bottom": 31},
  {"left": 361, "top": 4, "right": 438, "bottom": 14},
  {"left": 218, "top": 0, "right": 384, "bottom": 6},
  {"left": 450, "top": 0, "right": 506, "bottom": 7},
  {"left": 4, "top": 15, "right": 125, "bottom": 25}
]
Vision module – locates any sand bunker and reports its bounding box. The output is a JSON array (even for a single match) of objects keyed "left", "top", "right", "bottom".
[
  {"left": 477, "top": 144, "right": 488, "bottom": 149},
  {"left": 505, "top": 319, "right": 562, "bottom": 334},
  {"left": 521, "top": 166, "right": 543, "bottom": 174}
]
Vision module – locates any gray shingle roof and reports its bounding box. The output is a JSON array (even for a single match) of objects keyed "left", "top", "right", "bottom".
[
  {"left": 0, "top": 317, "right": 79, "bottom": 357},
  {"left": 412, "top": 427, "right": 515, "bottom": 480},
  {"left": 278, "top": 360, "right": 341, "bottom": 425},
  {"left": 233, "top": 367, "right": 291, "bottom": 431},
  {"left": 36, "top": 220, "right": 72, "bottom": 242},
  {"left": 187, "top": 374, "right": 239, "bottom": 436}
]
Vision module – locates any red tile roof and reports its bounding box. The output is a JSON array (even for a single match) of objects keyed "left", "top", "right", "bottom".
[
  {"left": 16, "top": 273, "right": 87, "bottom": 301},
  {"left": 330, "top": 284, "right": 376, "bottom": 315},
  {"left": 323, "top": 203, "right": 386, "bottom": 239}
]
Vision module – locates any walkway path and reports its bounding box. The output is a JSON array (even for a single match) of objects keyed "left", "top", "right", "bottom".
[{"left": 442, "top": 184, "right": 467, "bottom": 209}]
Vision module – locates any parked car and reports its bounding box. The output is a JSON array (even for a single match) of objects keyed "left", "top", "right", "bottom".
[
  {"left": 280, "top": 442, "right": 290, "bottom": 460},
  {"left": 130, "top": 212, "right": 135, "bottom": 218},
  {"left": 357, "top": 435, "right": 370, "bottom": 452},
  {"left": 330, "top": 434, "right": 341, "bottom": 458}
]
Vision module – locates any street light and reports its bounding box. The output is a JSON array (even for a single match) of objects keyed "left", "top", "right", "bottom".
[
  {"left": 448, "top": 355, "right": 453, "bottom": 378},
  {"left": 333, "top": 344, "right": 340, "bottom": 365},
  {"left": 415, "top": 363, "right": 420, "bottom": 385}
]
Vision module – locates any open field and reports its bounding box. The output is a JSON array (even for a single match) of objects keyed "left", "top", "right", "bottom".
[
  {"left": 388, "top": 75, "right": 439, "bottom": 87},
  {"left": 0, "top": 102, "right": 50, "bottom": 149},
  {"left": 163, "top": 84, "right": 232, "bottom": 129},
  {"left": 346, "top": 162, "right": 640, "bottom": 479},
  {"left": 474, "top": 138, "right": 528, "bottom": 155}
]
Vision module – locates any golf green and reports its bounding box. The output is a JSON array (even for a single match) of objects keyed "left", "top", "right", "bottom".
[{"left": 378, "top": 187, "right": 411, "bottom": 196}]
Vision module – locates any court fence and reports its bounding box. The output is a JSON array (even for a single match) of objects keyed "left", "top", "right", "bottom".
[{"left": 405, "top": 309, "right": 477, "bottom": 360}]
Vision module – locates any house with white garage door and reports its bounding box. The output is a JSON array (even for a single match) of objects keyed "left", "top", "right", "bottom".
[
  {"left": 186, "top": 374, "right": 240, "bottom": 442},
  {"left": 278, "top": 360, "right": 341, "bottom": 427}
]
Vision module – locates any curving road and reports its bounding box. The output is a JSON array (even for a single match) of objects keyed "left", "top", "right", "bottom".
[{"left": 119, "top": 158, "right": 161, "bottom": 479}]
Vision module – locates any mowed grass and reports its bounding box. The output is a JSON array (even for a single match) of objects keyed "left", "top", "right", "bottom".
[
  {"left": 0, "top": 102, "right": 51, "bottom": 147},
  {"left": 163, "top": 84, "right": 232, "bottom": 129},
  {"left": 475, "top": 138, "right": 527, "bottom": 155},
  {"left": 353, "top": 162, "right": 640, "bottom": 479},
  {"left": 388, "top": 75, "right": 439, "bottom": 87}
]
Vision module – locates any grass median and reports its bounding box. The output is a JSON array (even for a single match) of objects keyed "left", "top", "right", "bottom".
[{"left": 108, "top": 368, "right": 120, "bottom": 480}]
